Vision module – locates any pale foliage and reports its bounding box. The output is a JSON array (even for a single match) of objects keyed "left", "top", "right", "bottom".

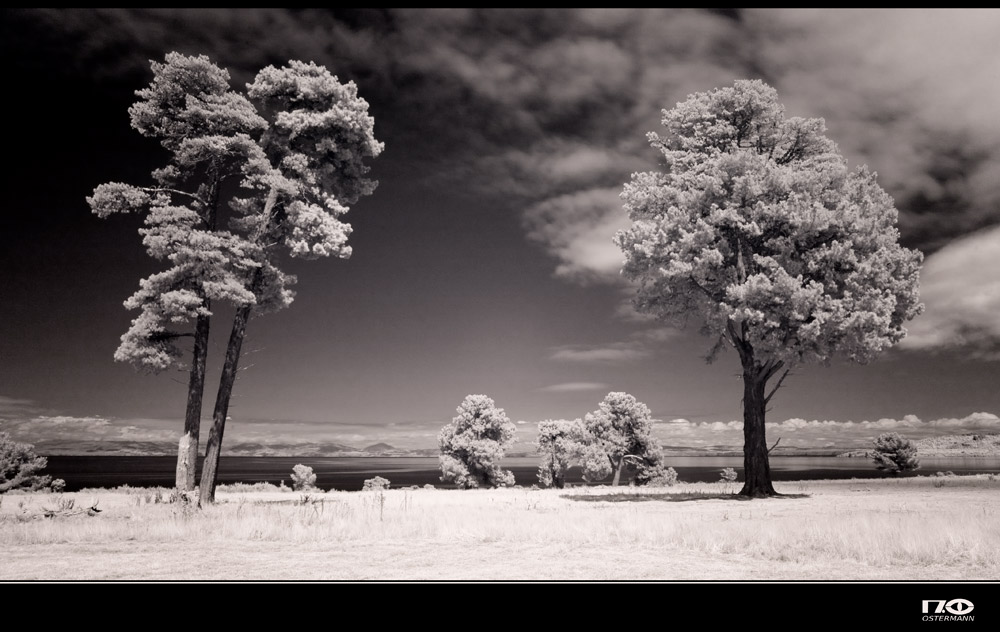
[
  {"left": 579, "top": 392, "right": 666, "bottom": 485},
  {"left": 87, "top": 53, "right": 277, "bottom": 374},
  {"left": 535, "top": 419, "right": 586, "bottom": 488},
  {"left": 646, "top": 466, "right": 679, "bottom": 487},
  {"left": 363, "top": 476, "right": 391, "bottom": 491},
  {"left": 615, "top": 79, "right": 923, "bottom": 367},
  {"left": 0, "top": 432, "right": 52, "bottom": 493},
  {"left": 88, "top": 55, "right": 383, "bottom": 376},
  {"left": 241, "top": 60, "right": 384, "bottom": 261},
  {"left": 439, "top": 395, "right": 517, "bottom": 489},
  {"left": 290, "top": 464, "right": 317, "bottom": 491},
  {"left": 871, "top": 432, "right": 920, "bottom": 475}
]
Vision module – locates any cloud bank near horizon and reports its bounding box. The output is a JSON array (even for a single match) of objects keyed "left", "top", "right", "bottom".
[{"left": 4, "top": 396, "right": 996, "bottom": 454}]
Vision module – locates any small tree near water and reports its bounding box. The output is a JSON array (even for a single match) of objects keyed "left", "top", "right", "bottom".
[
  {"left": 871, "top": 433, "right": 920, "bottom": 475},
  {"left": 439, "top": 394, "right": 516, "bottom": 489},
  {"left": 363, "top": 476, "right": 391, "bottom": 491},
  {"left": 291, "top": 464, "right": 317, "bottom": 491}
]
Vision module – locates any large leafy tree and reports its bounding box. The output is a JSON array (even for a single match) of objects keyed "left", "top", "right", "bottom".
[
  {"left": 439, "top": 394, "right": 517, "bottom": 489},
  {"left": 88, "top": 53, "right": 267, "bottom": 491},
  {"left": 198, "top": 61, "right": 383, "bottom": 503},
  {"left": 90, "top": 54, "right": 382, "bottom": 502},
  {"left": 615, "top": 80, "right": 923, "bottom": 497}
]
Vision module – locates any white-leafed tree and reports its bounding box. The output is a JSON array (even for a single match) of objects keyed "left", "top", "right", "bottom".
[
  {"left": 89, "top": 54, "right": 383, "bottom": 502},
  {"left": 579, "top": 392, "right": 665, "bottom": 487},
  {"left": 535, "top": 418, "right": 586, "bottom": 489},
  {"left": 198, "top": 60, "right": 383, "bottom": 503},
  {"left": 615, "top": 80, "right": 923, "bottom": 496},
  {"left": 439, "top": 394, "right": 517, "bottom": 489},
  {"left": 88, "top": 53, "right": 268, "bottom": 491}
]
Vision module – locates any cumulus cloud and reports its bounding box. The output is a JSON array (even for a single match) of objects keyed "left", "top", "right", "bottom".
[
  {"left": 900, "top": 225, "right": 1000, "bottom": 357},
  {"left": 550, "top": 327, "right": 680, "bottom": 363},
  {"left": 537, "top": 382, "right": 610, "bottom": 393},
  {"left": 655, "top": 412, "right": 1000, "bottom": 449},
  {"left": 550, "top": 344, "right": 647, "bottom": 363},
  {"left": 11, "top": 9, "right": 999, "bottom": 332}
]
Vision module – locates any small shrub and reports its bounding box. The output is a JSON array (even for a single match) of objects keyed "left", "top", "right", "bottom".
[
  {"left": 648, "top": 467, "right": 679, "bottom": 487},
  {"left": 290, "top": 464, "right": 318, "bottom": 491},
  {"left": 871, "top": 432, "right": 920, "bottom": 475},
  {"left": 363, "top": 476, "right": 390, "bottom": 491},
  {"left": 720, "top": 467, "right": 738, "bottom": 483}
]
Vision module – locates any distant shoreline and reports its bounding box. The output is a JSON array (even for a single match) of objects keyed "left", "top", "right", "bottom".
[{"left": 837, "top": 433, "right": 1000, "bottom": 458}]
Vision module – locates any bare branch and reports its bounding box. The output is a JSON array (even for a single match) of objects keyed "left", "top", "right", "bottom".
[
  {"left": 767, "top": 437, "right": 782, "bottom": 454},
  {"left": 688, "top": 275, "right": 720, "bottom": 302},
  {"left": 139, "top": 186, "right": 208, "bottom": 208},
  {"left": 765, "top": 368, "right": 792, "bottom": 404},
  {"left": 761, "top": 359, "right": 785, "bottom": 383}
]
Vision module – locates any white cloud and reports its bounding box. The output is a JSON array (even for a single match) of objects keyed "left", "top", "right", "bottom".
[
  {"left": 523, "top": 187, "right": 629, "bottom": 282},
  {"left": 537, "top": 382, "right": 610, "bottom": 393},
  {"left": 549, "top": 326, "right": 680, "bottom": 363},
  {"left": 550, "top": 345, "right": 647, "bottom": 363},
  {"left": 900, "top": 225, "right": 1000, "bottom": 357},
  {"left": 655, "top": 412, "right": 1000, "bottom": 449}
]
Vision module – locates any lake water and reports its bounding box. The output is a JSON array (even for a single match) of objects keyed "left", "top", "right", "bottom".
[{"left": 41, "top": 455, "right": 1000, "bottom": 492}]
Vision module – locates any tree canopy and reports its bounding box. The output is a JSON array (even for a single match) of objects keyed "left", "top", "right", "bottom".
[
  {"left": 439, "top": 394, "right": 517, "bottom": 489},
  {"left": 615, "top": 80, "right": 923, "bottom": 496},
  {"left": 578, "top": 392, "right": 665, "bottom": 486}
]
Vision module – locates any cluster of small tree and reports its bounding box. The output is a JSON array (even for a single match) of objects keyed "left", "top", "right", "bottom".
[{"left": 535, "top": 392, "right": 674, "bottom": 488}]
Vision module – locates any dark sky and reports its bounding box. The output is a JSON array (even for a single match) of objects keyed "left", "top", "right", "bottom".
[{"left": 1, "top": 8, "right": 998, "bottom": 454}]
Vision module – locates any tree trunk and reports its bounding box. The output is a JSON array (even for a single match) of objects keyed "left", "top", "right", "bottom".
[
  {"left": 611, "top": 458, "right": 623, "bottom": 486},
  {"left": 175, "top": 307, "right": 210, "bottom": 491},
  {"left": 739, "top": 366, "right": 777, "bottom": 497},
  {"left": 199, "top": 300, "right": 254, "bottom": 504}
]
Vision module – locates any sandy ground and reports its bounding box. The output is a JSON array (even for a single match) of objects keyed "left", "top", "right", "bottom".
[{"left": 2, "top": 476, "right": 997, "bottom": 581}]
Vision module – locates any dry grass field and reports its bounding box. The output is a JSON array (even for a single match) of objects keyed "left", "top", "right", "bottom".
[{"left": 1, "top": 475, "right": 998, "bottom": 581}]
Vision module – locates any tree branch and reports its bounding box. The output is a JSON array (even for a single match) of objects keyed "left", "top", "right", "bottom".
[
  {"left": 139, "top": 186, "right": 208, "bottom": 208},
  {"left": 767, "top": 437, "right": 781, "bottom": 454},
  {"left": 764, "top": 368, "right": 791, "bottom": 404},
  {"left": 688, "top": 275, "right": 720, "bottom": 302},
  {"left": 761, "top": 359, "right": 785, "bottom": 383}
]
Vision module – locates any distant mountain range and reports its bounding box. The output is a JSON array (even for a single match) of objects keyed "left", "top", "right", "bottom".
[
  {"left": 37, "top": 438, "right": 851, "bottom": 458},
  {"left": 838, "top": 433, "right": 1000, "bottom": 458}
]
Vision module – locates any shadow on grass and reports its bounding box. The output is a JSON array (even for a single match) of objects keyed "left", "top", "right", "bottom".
[{"left": 561, "top": 492, "right": 811, "bottom": 503}]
